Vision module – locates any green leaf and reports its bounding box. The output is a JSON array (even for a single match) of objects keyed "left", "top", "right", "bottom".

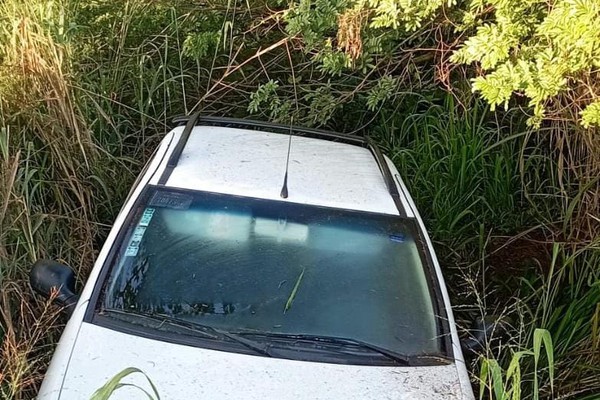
[
  {"left": 581, "top": 100, "right": 600, "bottom": 128},
  {"left": 533, "top": 328, "right": 554, "bottom": 399},
  {"left": 90, "top": 367, "right": 160, "bottom": 400},
  {"left": 284, "top": 267, "right": 306, "bottom": 313}
]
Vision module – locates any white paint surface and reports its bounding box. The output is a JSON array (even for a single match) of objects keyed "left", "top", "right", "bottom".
[
  {"left": 164, "top": 126, "right": 400, "bottom": 215},
  {"left": 51, "top": 323, "right": 464, "bottom": 400}
]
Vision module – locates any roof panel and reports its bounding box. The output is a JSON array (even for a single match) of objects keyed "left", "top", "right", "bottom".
[{"left": 165, "top": 126, "right": 400, "bottom": 215}]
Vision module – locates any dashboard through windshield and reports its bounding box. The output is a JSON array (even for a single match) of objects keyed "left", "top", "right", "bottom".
[{"left": 95, "top": 187, "right": 448, "bottom": 365}]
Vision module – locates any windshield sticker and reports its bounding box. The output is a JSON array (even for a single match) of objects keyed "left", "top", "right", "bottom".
[
  {"left": 149, "top": 191, "right": 193, "bottom": 209},
  {"left": 389, "top": 234, "right": 405, "bottom": 243},
  {"left": 125, "top": 226, "right": 147, "bottom": 257},
  {"left": 139, "top": 207, "right": 155, "bottom": 226}
]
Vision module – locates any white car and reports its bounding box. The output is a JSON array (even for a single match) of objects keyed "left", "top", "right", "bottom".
[{"left": 31, "top": 115, "right": 476, "bottom": 399}]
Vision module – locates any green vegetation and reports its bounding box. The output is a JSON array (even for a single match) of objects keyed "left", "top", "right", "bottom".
[
  {"left": 0, "top": 0, "right": 598, "bottom": 399},
  {"left": 372, "top": 95, "right": 524, "bottom": 245},
  {"left": 91, "top": 368, "right": 160, "bottom": 400},
  {"left": 478, "top": 328, "right": 554, "bottom": 400},
  {"left": 452, "top": 0, "right": 600, "bottom": 128}
]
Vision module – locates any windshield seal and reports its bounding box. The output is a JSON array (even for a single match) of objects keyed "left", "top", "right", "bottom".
[{"left": 85, "top": 185, "right": 453, "bottom": 365}]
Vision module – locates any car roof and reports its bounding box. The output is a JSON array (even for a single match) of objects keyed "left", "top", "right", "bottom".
[{"left": 152, "top": 121, "right": 408, "bottom": 216}]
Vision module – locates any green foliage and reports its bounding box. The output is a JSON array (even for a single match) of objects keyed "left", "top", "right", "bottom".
[
  {"left": 580, "top": 99, "right": 600, "bottom": 129},
  {"left": 452, "top": 0, "right": 600, "bottom": 127},
  {"left": 247, "top": 79, "right": 341, "bottom": 126},
  {"left": 374, "top": 95, "right": 523, "bottom": 246},
  {"left": 183, "top": 30, "right": 221, "bottom": 60},
  {"left": 479, "top": 329, "right": 554, "bottom": 400},
  {"left": 284, "top": 0, "right": 448, "bottom": 76},
  {"left": 90, "top": 367, "right": 159, "bottom": 400},
  {"left": 479, "top": 244, "right": 600, "bottom": 399},
  {"left": 75, "top": 0, "right": 184, "bottom": 55},
  {"left": 285, "top": 0, "right": 450, "bottom": 37},
  {"left": 247, "top": 79, "right": 292, "bottom": 123},
  {"left": 315, "top": 44, "right": 352, "bottom": 76},
  {"left": 284, "top": 0, "right": 600, "bottom": 128},
  {"left": 248, "top": 80, "right": 281, "bottom": 114},
  {"left": 366, "top": 75, "right": 398, "bottom": 110},
  {"left": 365, "top": 0, "right": 452, "bottom": 31},
  {"left": 304, "top": 85, "right": 340, "bottom": 125},
  {"left": 284, "top": 0, "right": 350, "bottom": 49}
]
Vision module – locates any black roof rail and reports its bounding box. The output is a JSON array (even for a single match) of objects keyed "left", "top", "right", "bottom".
[
  {"left": 366, "top": 139, "right": 405, "bottom": 216},
  {"left": 160, "top": 114, "right": 405, "bottom": 216},
  {"left": 157, "top": 111, "right": 201, "bottom": 185},
  {"left": 172, "top": 115, "right": 368, "bottom": 147}
]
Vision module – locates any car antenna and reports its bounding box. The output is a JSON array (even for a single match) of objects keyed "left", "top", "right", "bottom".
[{"left": 280, "top": 120, "right": 293, "bottom": 199}]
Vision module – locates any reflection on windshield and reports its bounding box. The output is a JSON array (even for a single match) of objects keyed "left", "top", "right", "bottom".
[{"left": 103, "top": 189, "right": 440, "bottom": 359}]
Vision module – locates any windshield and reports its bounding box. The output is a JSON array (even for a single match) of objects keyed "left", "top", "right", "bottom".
[{"left": 98, "top": 187, "right": 445, "bottom": 363}]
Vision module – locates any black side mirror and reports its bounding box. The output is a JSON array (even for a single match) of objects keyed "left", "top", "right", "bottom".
[
  {"left": 461, "top": 315, "right": 511, "bottom": 356},
  {"left": 29, "top": 259, "right": 80, "bottom": 316}
]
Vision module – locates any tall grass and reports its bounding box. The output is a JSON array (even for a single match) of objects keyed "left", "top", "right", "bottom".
[
  {"left": 529, "top": 246, "right": 599, "bottom": 398},
  {"left": 0, "top": 0, "right": 189, "bottom": 398},
  {"left": 372, "top": 95, "right": 525, "bottom": 248},
  {"left": 475, "top": 245, "right": 599, "bottom": 399},
  {"left": 478, "top": 328, "right": 554, "bottom": 400},
  {"left": 0, "top": 1, "right": 97, "bottom": 397}
]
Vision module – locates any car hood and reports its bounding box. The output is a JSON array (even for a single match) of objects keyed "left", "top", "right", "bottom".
[{"left": 45, "top": 322, "right": 465, "bottom": 400}]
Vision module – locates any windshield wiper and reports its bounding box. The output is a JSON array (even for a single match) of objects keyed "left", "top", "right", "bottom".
[
  {"left": 101, "top": 309, "right": 273, "bottom": 358},
  {"left": 231, "top": 332, "right": 415, "bottom": 366}
]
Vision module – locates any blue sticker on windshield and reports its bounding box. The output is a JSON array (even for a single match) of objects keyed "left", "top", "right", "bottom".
[{"left": 389, "top": 234, "right": 405, "bottom": 243}]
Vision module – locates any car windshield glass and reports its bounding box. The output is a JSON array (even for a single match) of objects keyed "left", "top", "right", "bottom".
[{"left": 100, "top": 187, "right": 443, "bottom": 359}]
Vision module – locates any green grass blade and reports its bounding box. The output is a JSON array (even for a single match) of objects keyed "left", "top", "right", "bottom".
[
  {"left": 533, "top": 328, "right": 554, "bottom": 398},
  {"left": 90, "top": 367, "right": 160, "bottom": 400},
  {"left": 284, "top": 267, "right": 305, "bottom": 313},
  {"left": 489, "top": 359, "right": 505, "bottom": 400}
]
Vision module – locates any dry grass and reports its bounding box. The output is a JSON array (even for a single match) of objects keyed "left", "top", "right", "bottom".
[
  {"left": 541, "top": 92, "right": 600, "bottom": 241},
  {"left": 0, "top": 2, "right": 100, "bottom": 398},
  {"left": 337, "top": 6, "right": 368, "bottom": 63},
  {"left": 0, "top": 284, "right": 62, "bottom": 400},
  {"left": 0, "top": 0, "right": 98, "bottom": 271}
]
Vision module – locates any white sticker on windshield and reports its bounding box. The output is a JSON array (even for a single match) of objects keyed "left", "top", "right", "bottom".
[
  {"left": 125, "top": 226, "right": 147, "bottom": 257},
  {"left": 149, "top": 191, "right": 192, "bottom": 209},
  {"left": 124, "top": 246, "right": 139, "bottom": 257},
  {"left": 139, "top": 208, "right": 155, "bottom": 227}
]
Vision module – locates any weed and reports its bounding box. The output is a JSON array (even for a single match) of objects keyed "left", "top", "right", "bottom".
[
  {"left": 373, "top": 95, "right": 525, "bottom": 249},
  {"left": 478, "top": 328, "right": 554, "bottom": 400},
  {"left": 90, "top": 367, "right": 160, "bottom": 400}
]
